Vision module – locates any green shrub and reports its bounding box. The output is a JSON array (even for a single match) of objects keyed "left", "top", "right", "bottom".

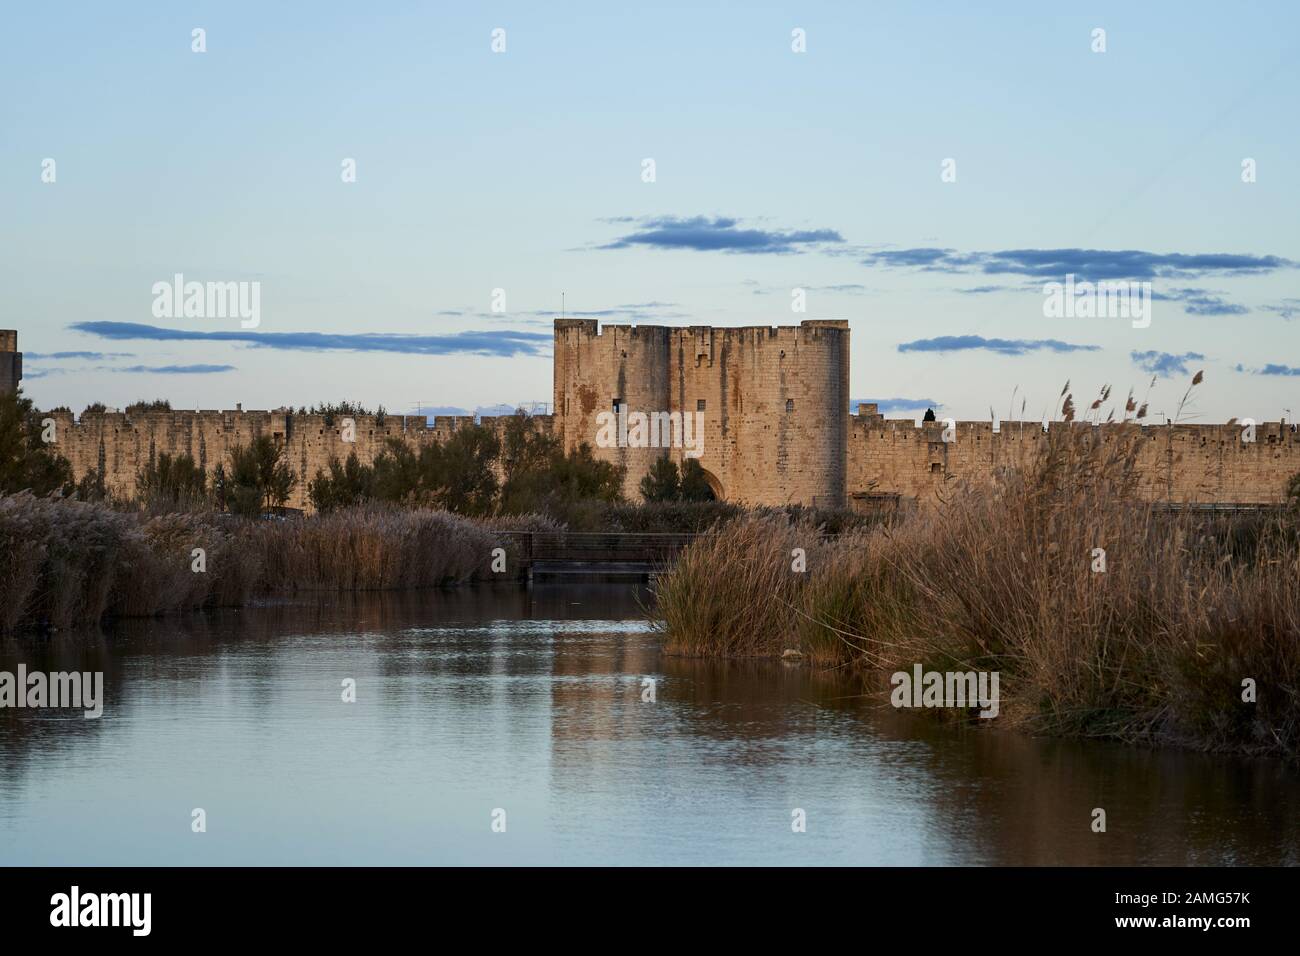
[{"left": 0, "top": 390, "right": 72, "bottom": 496}]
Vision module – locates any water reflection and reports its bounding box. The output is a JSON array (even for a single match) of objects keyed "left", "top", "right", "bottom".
[{"left": 0, "top": 584, "right": 1295, "bottom": 865}]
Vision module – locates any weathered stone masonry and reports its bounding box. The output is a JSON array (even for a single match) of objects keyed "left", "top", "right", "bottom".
[
  {"left": 848, "top": 406, "right": 1299, "bottom": 507},
  {"left": 553, "top": 319, "right": 849, "bottom": 506},
  {"left": 40, "top": 406, "right": 542, "bottom": 512},
  {"left": 0, "top": 330, "right": 21, "bottom": 396},
  {"left": 6, "top": 325, "right": 1298, "bottom": 510}
]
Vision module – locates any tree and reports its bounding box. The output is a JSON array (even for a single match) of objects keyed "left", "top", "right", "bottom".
[
  {"left": 0, "top": 389, "right": 73, "bottom": 496},
  {"left": 639, "top": 457, "right": 716, "bottom": 503},
  {"left": 126, "top": 399, "right": 172, "bottom": 414},
  {"left": 137, "top": 452, "right": 206, "bottom": 506},
  {"left": 546, "top": 442, "right": 624, "bottom": 504},
  {"left": 500, "top": 412, "right": 556, "bottom": 482},
  {"left": 211, "top": 463, "right": 230, "bottom": 510},
  {"left": 499, "top": 413, "right": 563, "bottom": 514},
  {"left": 679, "top": 459, "right": 716, "bottom": 501},
  {"left": 499, "top": 412, "right": 624, "bottom": 514},
  {"left": 314, "top": 426, "right": 499, "bottom": 515},
  {"left": 223, "top": 436, "right": 296, "bottom": 516},
  {"left": 308, "top": 451, "right": 375, "bottom": 513},
  {"left": 75, "top": 467, "right": 108, "bottom": 502},
  {"left": 639, "top": 457, "right": 680, "bottom": 502},
  {"left": 1287, "top": 472, "right": 1300, "bottom": 512},
  {"left": 432, "top": 425, "right": 500, "bottom": 516},
  {"left": 304, "top": 401, "right": 372, "bottom": 427},
  {"left": 372, "top": 439, "right": 423, "bottom": 504}
]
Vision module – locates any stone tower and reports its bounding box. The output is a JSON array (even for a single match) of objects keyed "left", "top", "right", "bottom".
[
  {"left": 553, "top": 319, "right": 674, "bottom": 500},
  {"left": 553, "top": 319, "right": 849, "bottom": 507},
  {"left": 0, "top": 331, "right": 21, "bottom": 395}
]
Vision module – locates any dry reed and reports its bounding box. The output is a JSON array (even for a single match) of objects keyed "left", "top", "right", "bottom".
[
  {"left": 655, "top": 424, "right": 1300, "bottom": 756},
  {"left": 0, "top": 496, "right": 513, "bottom": 632}
]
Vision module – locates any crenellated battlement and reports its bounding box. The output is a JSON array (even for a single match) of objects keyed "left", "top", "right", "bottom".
[{"left": 847, "top": 409, "right": 1299, "bottom": 506}]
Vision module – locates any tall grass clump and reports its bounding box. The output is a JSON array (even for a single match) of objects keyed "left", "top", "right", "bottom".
[
  {"left": 654, "top": 515, "right": 852, "bottom": 659},
  {"left": 251, "top": 505, "right": 497, "bottom": 591},
  {"left": 0, "top": 492, "right": 52, "bottom": 631},
  {"left": 0, "top": 493, "right": 132, "bottom": 629},
  {"left": 109, "top": 513, "right": 258, "bottom": 616},
  {"left": 0, "top": 496, "right": 517, "bottom": 632},
  {"left": 888, "top": 422, "right": 1298, "bottom": 754},
  {"left": 0, "top": 493, "right": 263, "bottom": 629},
  {"left": 654, "top": 382, "right": 1300, "bottom": 756}
]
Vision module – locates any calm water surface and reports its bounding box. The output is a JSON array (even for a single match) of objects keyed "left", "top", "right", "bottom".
[{"left": 1, "top": 584, "right": 1296, "bottom": 865}]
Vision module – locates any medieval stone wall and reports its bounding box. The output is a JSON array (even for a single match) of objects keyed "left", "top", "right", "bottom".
[
  {"left": 14, "top": 323, "right": 1299, "bottom": 511},
  {"left": 42, "top": 408, "right": 553, "bottom": 512},
  {"left": 848, "top": 404, "right": 1300, "bottom": 507}
]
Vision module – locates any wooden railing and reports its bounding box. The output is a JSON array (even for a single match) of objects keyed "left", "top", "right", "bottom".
[{"left": 497, "top": 531, "right": 703, "bottom": 568}]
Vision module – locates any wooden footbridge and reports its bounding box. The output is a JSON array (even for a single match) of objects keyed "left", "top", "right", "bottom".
[{"left": 500, "top": 531, "right": 702, "bottom": 581}]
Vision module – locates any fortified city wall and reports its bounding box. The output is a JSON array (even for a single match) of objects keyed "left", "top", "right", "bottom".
[{"left": 6, "top": 327, "right": 1297, "bottom": 510}]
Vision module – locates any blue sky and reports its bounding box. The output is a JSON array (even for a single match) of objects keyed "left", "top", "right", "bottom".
[{"left": 3, "top": 1, "right": 1298, "bottom": 423}]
